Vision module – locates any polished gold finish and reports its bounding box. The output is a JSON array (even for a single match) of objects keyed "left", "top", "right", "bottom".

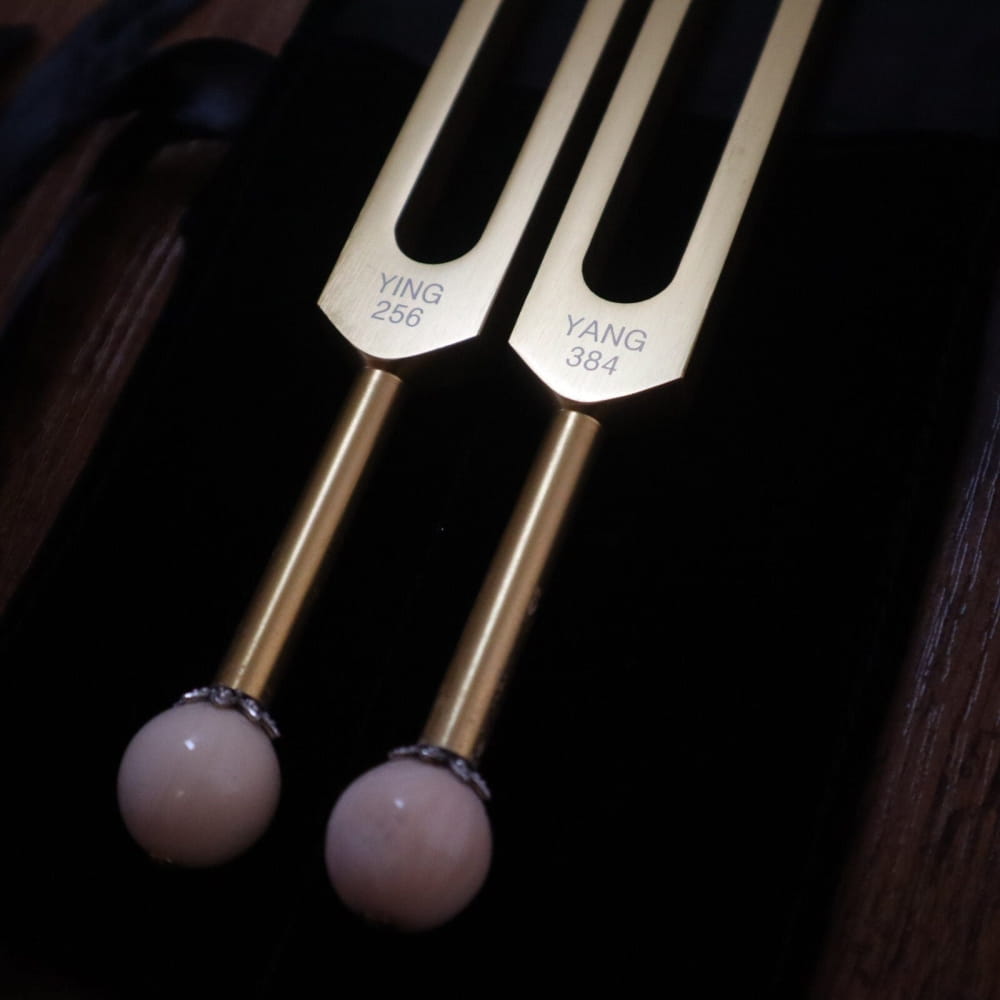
[
  {"left": 319, "top": 0, "right": 629, "bottom": 362},
  {"left": 215, "top": 367, "right": 401, "bottom": 702},
  {"left": 422, "top": 409, "right": 600, "bottom": 760},
  {"left": 215, "top": 0, "right": 632, "bottom": 703},
  {"left": 423, "top": 0, "right": 821, "bottom": 760},
  {"left": 511, "top": 0, "right": 822, "bottom": 404}
]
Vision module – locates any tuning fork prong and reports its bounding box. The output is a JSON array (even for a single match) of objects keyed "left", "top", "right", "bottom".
[
  {"left": 116, "top": 0, "right": 635, "bottom": 869},
  {"left": 325, "top": 0, "right": 822, "bottom": 930}
]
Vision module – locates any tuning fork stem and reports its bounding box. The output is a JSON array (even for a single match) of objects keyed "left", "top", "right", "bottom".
[
  {"left": 325, "top": 0, "right": 823, "bottom": 930},
  {"left": 118, "top": 0, "right": 633, "bottom": 869},
  {"left": 215, "top": 366, "right": 402, "bottom": 703},
  {"left": 421, "top": 407, "right": 599, "bottom": 761}
]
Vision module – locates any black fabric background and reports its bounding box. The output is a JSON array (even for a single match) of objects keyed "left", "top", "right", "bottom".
[{"left": 1, "top": 0, "right": 998, "bottom": 994}]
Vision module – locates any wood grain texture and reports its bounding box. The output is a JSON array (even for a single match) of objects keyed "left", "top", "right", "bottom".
[
  {"left": 811, "top": 296, "right": 1000, "bottom": 998},
  {"left": 2, "top": 4, "right": 999, "bottom": 994},
  {"left": 0, "top": 0, "right": 309, "bottom": 613}
]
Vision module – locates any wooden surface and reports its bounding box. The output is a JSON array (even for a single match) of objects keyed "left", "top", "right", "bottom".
[
  {"left": 2, "top": 2, "right": 1000, "bottom": 995},
  {"left": 0, "top": 0, "right": 309, "bottom": 612},
  {"left": 811, "top": 300, "right": 1000, "bottom": 998}
]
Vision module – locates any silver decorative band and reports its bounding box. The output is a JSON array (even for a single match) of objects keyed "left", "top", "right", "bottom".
[
  {"left": 389, "top": 744, "right": 490, "bottom": 802},
  {"left": 177, "top": 685, "right": 280, "bottom": 740}
]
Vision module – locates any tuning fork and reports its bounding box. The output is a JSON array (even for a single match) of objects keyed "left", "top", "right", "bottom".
[
  {"left": 116, "top": 0, "right": 634, "bottom": 867},
  {"left": 324, "top": 0, "right": 822, "bottom": 930}
]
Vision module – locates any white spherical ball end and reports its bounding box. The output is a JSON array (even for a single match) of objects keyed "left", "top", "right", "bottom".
[
  {"left": 325, "top": 758, "right": 492, "bottom": 931},
  {"left": 117, "top": 702, "right": 280, "bottom": 866}
]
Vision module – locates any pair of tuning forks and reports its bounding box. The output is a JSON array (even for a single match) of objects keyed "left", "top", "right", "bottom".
[{"left": 117, "top": 0, "right": 821, "bottom": 930}]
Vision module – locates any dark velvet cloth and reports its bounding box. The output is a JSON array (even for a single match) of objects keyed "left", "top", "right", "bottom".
[{"left": 1, "top": 0, "right": 998, "bottom": 994}]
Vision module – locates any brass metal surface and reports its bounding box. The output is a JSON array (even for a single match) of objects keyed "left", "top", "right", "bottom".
[
  {"left": 318, "top": 0, "right": 628, "bottom": 362},
  {"left": 423, "top": 0, "right": 821, "bottom": 762},
  {"left": 215, "top": 367, "right": 401, "bottom": 702},
  {"left": 215, "top": 0, "right": 634, "bottom": 704},
  {"left": 422, "top": 408, "right": 600, "bottom": 760},
  {"left": 511, "top": 0, "right": 822, "bottom": 404}
]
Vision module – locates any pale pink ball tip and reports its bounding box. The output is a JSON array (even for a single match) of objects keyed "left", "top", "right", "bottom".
[
  {"left": 117, "top": 702, "right": 280, "bottom": 867},
  {"left": 325, "top": 758, "right": 492, "bottom": 931}
]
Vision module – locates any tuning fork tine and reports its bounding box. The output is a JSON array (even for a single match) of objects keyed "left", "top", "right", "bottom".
[
  {"left": 117, "top": 0, "right": 632, "bottom": 868},
  {"left": 513, "top": 0, "right": 824, "bottom": 404},
  {"left": 320, "top": 0, "right": 633, "bottom": 361},
  {"left": 325, "top": 0, "right": 822, "bottom": 930}
]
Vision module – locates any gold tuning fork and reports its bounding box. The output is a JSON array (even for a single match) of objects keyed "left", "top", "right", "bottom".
[
  {"left": 324, "top": 0, "right": 823, "bottom": 931},
  {"left": 116, "top": 0, "right": 633, "bottom": 868}
]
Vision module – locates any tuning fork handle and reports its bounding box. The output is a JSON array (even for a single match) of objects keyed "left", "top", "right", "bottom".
[
  {"left": 421, "top": 407, "right": 600, "bottom": 761},
  {"left": 214, "top": 366, "right": 402, "bottom": 703}
]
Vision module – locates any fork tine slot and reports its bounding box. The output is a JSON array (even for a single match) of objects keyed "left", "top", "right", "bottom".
[
  {"left": 512, "top": 0, "right": 823, "bottom": 404},
  {"left": 117, "top": 0, "right": 637, "bottom": 871},
  {"left": 319, "top": 0, "right": 825, "bottom": 932},
  {"left": 319, "top": 0, "right": 632, "bottom": 361}
]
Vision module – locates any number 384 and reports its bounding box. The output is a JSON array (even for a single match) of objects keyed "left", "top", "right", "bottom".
[{"left": 565, "top": 347, "right": 619, "bottom": 374}]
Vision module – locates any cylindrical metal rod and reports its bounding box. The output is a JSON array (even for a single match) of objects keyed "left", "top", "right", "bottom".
[
  {"left": 421, "top": 407, "right": 600, "bottom": 761},
  {"left": 215, "top": 366, "right": 402, "bottom": 702}
]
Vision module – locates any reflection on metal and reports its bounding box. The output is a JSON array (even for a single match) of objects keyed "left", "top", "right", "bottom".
[
  {"left": 216, "top": 367, "right": 401, "bottom": 702},
  {"left": 422, "top": 407, "right": 600, "bottom": 759},
  {"left": 215, "top": 0, "right": 629, "bottom": 703},
  {"left": 512, "top": 0, "right": 823, "bottom": 404},
  {"left": 319, "top": 0, "right": 629, "bottom": 361},
  {"left": 428, "top": 0, "right": 822, "bottom": 761}
]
